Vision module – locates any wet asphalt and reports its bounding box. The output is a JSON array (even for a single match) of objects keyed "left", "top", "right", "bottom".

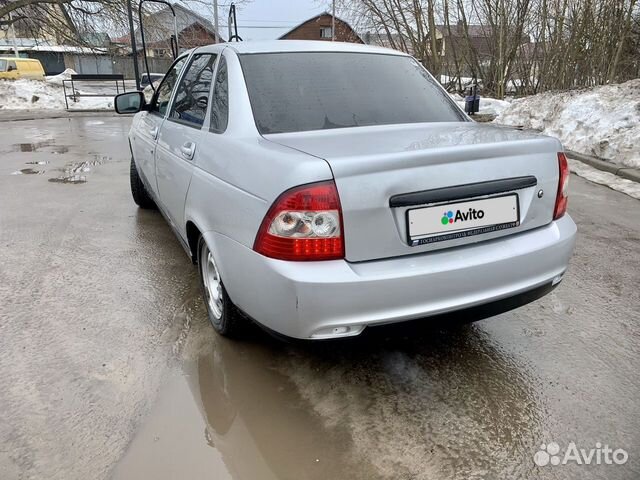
[{"left": 0, "top": 116, "right": 638, "bottom": 480}]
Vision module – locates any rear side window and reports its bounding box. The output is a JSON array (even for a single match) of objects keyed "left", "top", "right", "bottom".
[
  {"left": 210, "top": 56, "right": 229, "bottom": 133},
  {"left": 0, "top": 60, "right": 6, "bottom": 71},
  {"left": 169, "top": 53, "right": 217, "bottom": 128},
  {"left": 152, "top": 56, "right": 187, "bottom": 116},
  {"left": 239, "top": 52, "right": 465, "bottom": 134}
]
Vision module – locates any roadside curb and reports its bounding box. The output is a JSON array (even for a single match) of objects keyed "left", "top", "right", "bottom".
[{"left": 565, "top": 150, "right": 640, "bottom": 183}]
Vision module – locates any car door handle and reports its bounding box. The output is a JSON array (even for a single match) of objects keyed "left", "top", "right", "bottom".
[
  {"left": 149, "top": 126, "right": 158, "bottom": 139},
  {"left": 180, "top": 142, "right": 196, "bottom": 160}
]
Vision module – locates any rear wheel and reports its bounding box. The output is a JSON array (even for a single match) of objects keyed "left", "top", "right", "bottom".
[
  {"left": 197, "top": 236, "right": 245, "bottom": 337},
  {"left": 130, "top": 157, "right": 156, "bottom": 209}
]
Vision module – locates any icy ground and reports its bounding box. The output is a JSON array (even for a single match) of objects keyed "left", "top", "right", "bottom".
[
  {"left": 496, "top": 79, "right": 640, "bottom": 169},
  {"left": 0, "top": 69, "right": 113, "bottom": 111}
]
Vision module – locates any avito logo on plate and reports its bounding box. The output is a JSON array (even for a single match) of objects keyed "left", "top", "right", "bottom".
[{"left": 440, "top": 208, "right": 485, "bottom": 226}]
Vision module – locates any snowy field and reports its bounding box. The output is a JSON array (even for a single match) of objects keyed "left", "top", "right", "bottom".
[
  {"left": 0, "top": 69, "right": 114, "bottom": 111},
  {"left": 496, "top": 79, "right": 640, "bottom": 169}
]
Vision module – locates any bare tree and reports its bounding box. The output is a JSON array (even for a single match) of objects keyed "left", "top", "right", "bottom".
[
  {"left": 341, "top": 0, "right": 640, "bottom": 97},
  {"left": 0, "top": 0, "right": 244, "bottom": 50}
]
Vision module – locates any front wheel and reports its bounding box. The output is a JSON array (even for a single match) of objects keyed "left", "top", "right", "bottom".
[
  {"left": 197, "top": 236, "right": 245, "bottom": 337},
  {"left": 130, "top": 157, "right": 156, "bottom": 209}
]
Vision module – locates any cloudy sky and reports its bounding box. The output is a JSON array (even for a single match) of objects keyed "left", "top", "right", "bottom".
[{"left": 223, "top": 0, "right": 333, "bottom": 41}]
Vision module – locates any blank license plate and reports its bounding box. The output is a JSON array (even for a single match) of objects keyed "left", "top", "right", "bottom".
[{"left": 408, "top": 194, "right": 520, "bottom": 246}]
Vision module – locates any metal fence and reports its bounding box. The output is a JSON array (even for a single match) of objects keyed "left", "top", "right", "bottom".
[
  {"left": 62, "top": 54, "right": 173, "bottom": 79},
  {"left": 111, "top": 56, "right": 173, "bottom": 79}
]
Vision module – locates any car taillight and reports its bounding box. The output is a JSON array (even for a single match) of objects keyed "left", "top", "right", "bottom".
[
  {"left": 254, "top": 180, "right": 344, "bottom": 261},
  {"left": 554, "top": 152, "right": 570, "bottom": 220}
]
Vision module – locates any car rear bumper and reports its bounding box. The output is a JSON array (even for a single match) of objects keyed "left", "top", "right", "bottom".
[{"left": 206, "top": 214, "right": 577, "bottom": 339}]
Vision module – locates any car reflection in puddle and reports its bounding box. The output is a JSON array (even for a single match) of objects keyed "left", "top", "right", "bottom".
[{"left": 115, "top": 312, "right": 545, "bottom": 480}]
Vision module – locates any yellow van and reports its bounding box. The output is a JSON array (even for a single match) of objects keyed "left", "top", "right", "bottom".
[{"left": 0, "top": 57, "right": 46, "bottom": 80}]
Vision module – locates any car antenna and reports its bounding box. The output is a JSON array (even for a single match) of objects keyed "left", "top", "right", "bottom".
[
  {"left": 227, "top": 3, "right": 242, "bottom": 42},
  {"left": 138, "top": 0, "right": 179, "bottom": 95}
]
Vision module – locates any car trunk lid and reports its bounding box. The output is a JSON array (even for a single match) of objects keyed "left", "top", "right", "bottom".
[{"left": 265, "top": 122, "right": 562, "bottom": 262}]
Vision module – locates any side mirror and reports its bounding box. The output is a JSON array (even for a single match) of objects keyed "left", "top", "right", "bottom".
[{"left": 114, "top": 91, "right": 146, "bottom": 114}]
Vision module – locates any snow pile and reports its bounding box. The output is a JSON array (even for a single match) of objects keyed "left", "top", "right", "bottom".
[
  {"left": 142, "top": 79, "right": 163, "bottom": 103},
  {"left": 0, "top": 77, "right": 114, "bottom": 111},
  {"left": 449, "top": 93, "right": 511, "bottom": 116},
  {"left": 44, "top": 68, "right": 78, "bottom": 86},
  {"left": 474, "top": 97, "right": 511, "bottom": 116},
  {"left": 0, "top": 79, "right": 66, "bottom": 109},
  {"left": 143, "top": 84, "right": 154, "bottom": 102},
  {"left": 45, "top": 68, "right": 77, "bottom": 85},
  {"left": 496, "top": 79, "right": 640, "bottom": 168}
]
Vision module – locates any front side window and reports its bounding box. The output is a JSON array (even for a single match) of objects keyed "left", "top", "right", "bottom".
[
  {"left": 8, "top": 60, "right": 17, "bottom": 71},
  {"left": 152, "top": 56, "right": 187, "bottom": 116},
  {"left": 239, "top": 52, "right": 465, "bottom": 134},
  {"left": 210, "top": 56, "right": 228, "bottom": 133},
  {"left": 169, "top": 53, "right": 217, "bottom": 127}
]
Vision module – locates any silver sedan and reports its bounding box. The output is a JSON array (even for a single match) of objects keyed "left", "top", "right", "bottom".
[{"left": 114, "top": 41, "right": 576, "bottom": 340}]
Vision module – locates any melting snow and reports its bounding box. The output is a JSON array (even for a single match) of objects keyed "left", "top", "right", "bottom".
[
  {"left": 0, "top": 69, "right": 114, "bottom": 111},
  {"left": 449, "top": 93, "right": 511, "bottom": 116},
  {"left": 496, "top": 79, "right": 640, "bottom": 169}
]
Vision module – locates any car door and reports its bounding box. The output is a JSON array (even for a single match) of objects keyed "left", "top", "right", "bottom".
[
  {"left": 155, "top": 53, "right": 218, "bottom": 237},
  {"left": 131, "top": 56, "right": 187, "bottom": 197}
]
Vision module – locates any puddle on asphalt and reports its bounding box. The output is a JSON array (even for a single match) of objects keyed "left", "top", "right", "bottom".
[
  {"left": 113, "top": 332, "right": 378, "bottom": 480},
  {"left": 11, "top": 168, "right": 45, "bottom": 175},
  {"left": 48, "top": 175, "right": 87, "bottom": 184},
  {"left": 47, "top": 156, "right": 111, "bottom": 184},
  {"left": 11, "top": 141, "right": 69, "bottom": 154},
  {"left": 88, "top": 154, "right": 113, "bottom": 165},
  {"left": 113, "top": 303, "right": 554, "bottom": 480},
  {"left": 12, "top": 142, "right": 45, "bottom": 152}
]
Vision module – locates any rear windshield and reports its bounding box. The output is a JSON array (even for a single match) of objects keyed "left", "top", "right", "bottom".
[{"left": 239, "top": 52, "right": 465, "bottom": 134}]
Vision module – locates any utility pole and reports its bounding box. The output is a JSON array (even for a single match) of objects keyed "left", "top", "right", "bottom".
[
  {"left": 126, "top": 0, "right": 141, "bottom": 90},
  {"left": 213, "top": 0, "right": 219, "bottom": 43},
  {"left": 331, "top": 0, "right": 335, "bottom": 41},
  {"left": 8, "top": 12, "right": 19, "bottom": 58}
]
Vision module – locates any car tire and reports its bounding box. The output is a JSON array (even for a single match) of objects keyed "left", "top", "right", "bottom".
[
  {"left": 197, "top": 236, "right": 245, "bottom": 337},
  {"left": 130, "top": 158, "right": 156, "bottom": 209}
]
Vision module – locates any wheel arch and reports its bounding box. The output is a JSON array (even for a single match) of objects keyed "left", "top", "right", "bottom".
[{"left": 186, "top": 220, "right": 201, "bottom": 264}]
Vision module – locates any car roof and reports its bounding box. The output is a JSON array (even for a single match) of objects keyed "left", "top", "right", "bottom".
[{"left": 199, "top": 40, "right": 408, "bottom": 56}]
